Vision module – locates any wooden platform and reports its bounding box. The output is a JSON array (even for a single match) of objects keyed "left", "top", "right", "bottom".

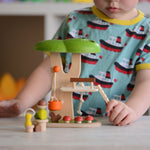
[{"left": 47, "top": 120, "right": 101, "bottom": 128}]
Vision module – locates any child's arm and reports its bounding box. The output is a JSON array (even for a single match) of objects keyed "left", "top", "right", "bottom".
[
  {"left": 0, "top": 56, "right": 51, "bottom": 117},
  {"left": 106, "top": 69, "right": 150, "bottom": 126}
]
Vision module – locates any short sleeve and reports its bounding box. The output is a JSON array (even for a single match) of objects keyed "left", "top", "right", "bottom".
[{"left": 136, "top": 31, "right": 150, "bottom": 71}]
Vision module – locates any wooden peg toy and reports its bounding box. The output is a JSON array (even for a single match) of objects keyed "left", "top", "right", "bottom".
[
  {"left": 33, "top": 100, "right": 48, "bottom": 132},
  {"left": 24, "top": 108, "right": 35, "bottom": 133},
  {"left": 97, "top": 85, "right": 110, "bottom": 104}
]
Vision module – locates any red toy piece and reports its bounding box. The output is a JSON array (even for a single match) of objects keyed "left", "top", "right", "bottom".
[
  {"left": 85, "top": 115, "right": 94, "bottom": 123},
  {"left": 74, "top": 116, "right": 83, "bottom": 123},
  {"left": 63, "top": 116, "right": 72, "bottom": 123}
]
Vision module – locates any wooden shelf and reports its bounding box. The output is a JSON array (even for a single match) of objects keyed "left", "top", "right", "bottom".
[{"left": 60, "top": 86, "right": 98, "bottom": 92}]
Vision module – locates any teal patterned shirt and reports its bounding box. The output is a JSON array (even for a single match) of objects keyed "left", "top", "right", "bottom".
[{"left": 52, "top": 6, "right": 150, "bottom": 116}]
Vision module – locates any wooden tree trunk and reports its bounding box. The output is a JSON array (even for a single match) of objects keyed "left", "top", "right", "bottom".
[{"left": 50, "top": 52, "right": 81, "bottom": 119}]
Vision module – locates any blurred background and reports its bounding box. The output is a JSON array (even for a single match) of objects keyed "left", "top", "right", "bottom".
[{"left": 0, "top": 0, "right": 149, "bottom": 100}]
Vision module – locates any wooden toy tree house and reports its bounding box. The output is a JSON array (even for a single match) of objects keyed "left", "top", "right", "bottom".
[{"left": 34, "top": 39, "right": 102, "bottom": 120}]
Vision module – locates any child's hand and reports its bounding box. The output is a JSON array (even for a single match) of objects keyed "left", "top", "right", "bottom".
[
  {"left": 106, "top": 99, "right": 137, "bottom": 126},
  {"left": 0, "top": 100, "right": 22, "bottom": 117}
]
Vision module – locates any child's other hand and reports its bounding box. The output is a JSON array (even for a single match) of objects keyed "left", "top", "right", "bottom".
[
  {"left": 0, "top": 100, "right": 22, "bottom": 117},
  {"left": 106, "top": 99, "right": 137, "bottom": 126}
]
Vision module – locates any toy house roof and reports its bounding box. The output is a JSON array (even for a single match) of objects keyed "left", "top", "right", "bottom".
[{"left": 34, "top": 38, "right": 100, "bottom": 53}]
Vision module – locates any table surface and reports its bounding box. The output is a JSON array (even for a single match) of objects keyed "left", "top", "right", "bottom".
[{"left": 0, "top": 116, "right": 150, "bottom": 150}]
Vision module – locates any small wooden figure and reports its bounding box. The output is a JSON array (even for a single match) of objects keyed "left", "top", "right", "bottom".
[
  {"left": 49, "top": 112, "right": 61, "bottom": 122},
  {"left": 34, "top": 100, "right": 48, "bottom": 120},
  {"left": 24, "top": 108, "right": 35, "bottom": 133},
  {"left": 34, "top": 100, "right": 48, "bottom": 132}
]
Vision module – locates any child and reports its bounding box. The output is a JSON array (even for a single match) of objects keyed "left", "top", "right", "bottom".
[{"left": 0, "top": 0, "right": 150, "bottom": 126}]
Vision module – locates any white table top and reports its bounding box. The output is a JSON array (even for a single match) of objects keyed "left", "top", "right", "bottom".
[{"left": 0, "top": 116, "right": 150, "bottom": 150}]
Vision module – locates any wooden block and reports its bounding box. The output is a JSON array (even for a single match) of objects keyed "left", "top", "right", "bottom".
[
  {"left": 34, "top": 119, "right": 48, "bottom": 132},
  {"left": 70, "top": 78, "right": 95, "bottom": 82}
]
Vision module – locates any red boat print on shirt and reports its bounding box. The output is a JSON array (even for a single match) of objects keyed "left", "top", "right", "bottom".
[
  {"left": 114, "top": 94, "right": 126, "bottom": 101},
  {"left": 115, "top": 58, "right": 134, "bottom": 74},
  {"left": 76, "top": 8, "right": 93, "bottom": 15},
  {"left": 82, "top": 107, "right": 102, "bottom": 116},
  {"left": 67, "top": 18, "right": 72, "bottom": 23},
  {"left": 136, "top": 43, "right": 150, "bottom": 56},
  {"left": 90, "top": 71, "right": 113, "bottom": 88},
  {"left": 67, "top": 29, "right": 86, "bottom": 39},
  {"left": 126, "top": 25, "right": 146, "bottom": 40},
  {"left": 100, "top": 36, "right": 123, "bottom": 52},
  {"left": 136, "top": 48, "right": 142, "bottom": 56},
  {"left": 67, "top": 33, "right": 74, "bottom": 39},
  {"left": 127, "top": 83, "right": 135, "bottom": 91},
  {"left": 87, "top": 20, "right": 109, "bottom": 30},
  {"left": 127, "top": 80, "right": 135, "bottom": 91},
  {"left": 143, "top": 43, "right": 150, "bottom": 53},
  {"left": 73, "top": 92, "right": 88, "bottom": 101},
  {"left": 81, "top": 53, "right": 99, "bottom": 65}
]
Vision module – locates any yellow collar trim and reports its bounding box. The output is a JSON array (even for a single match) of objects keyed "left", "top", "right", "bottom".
[
  {"left": 92, "top": 5, "right": 144, "bottom": 25},
  {"left": 136, "top": 63, "right": 150, "bottom": 72}
]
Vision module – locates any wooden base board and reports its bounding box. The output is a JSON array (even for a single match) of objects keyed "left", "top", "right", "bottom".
[{"left": 47, "top": 120, "right": 101, "bottom": 128}]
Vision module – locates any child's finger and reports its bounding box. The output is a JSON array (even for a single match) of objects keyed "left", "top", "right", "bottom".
[
  {"left": 109, "top": 104, "right": 124, "bottom": 122},
  {"left": 113, "top": 108, "right": 128, "bottom": 125},
  {"left": 118, "top": 114, "right": 133, "bottom": 126},
  {"left": 106, "top": 99, "right": 118, "bottom": 115}
]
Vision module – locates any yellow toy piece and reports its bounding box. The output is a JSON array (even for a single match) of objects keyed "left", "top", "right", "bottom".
[
  {"left": 25, "top": 113, "right": 32, "bottom": 126},
  {"left": 24, "top": 108, "right": 36, "bottom": 126}
]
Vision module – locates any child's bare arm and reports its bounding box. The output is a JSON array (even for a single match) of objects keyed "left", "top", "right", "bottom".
[
  {"left": 125, "top": 69, "right": 150, "bottom": 120},
  {"left": 0, "top": 56, "right": 51, "bottom": 117},
  {"left": 106, "top": 69, "right": 150, "bottom": 126}
]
